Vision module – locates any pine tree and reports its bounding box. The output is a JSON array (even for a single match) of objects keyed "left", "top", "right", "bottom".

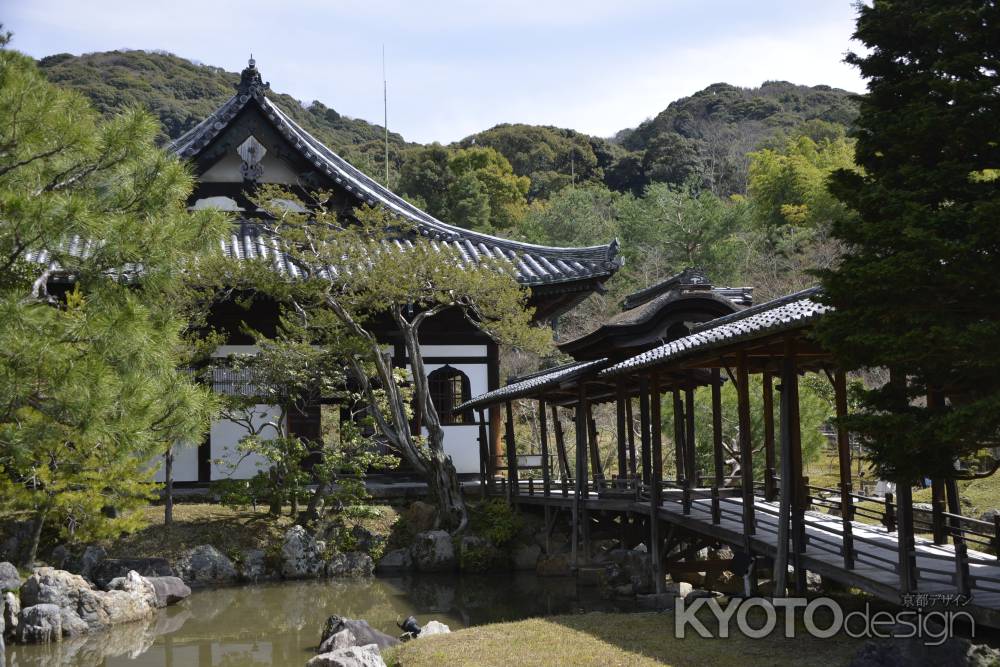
[
  {"left": 0, "top": 43, "right": 227, "bottom": 564},
  {"left": 819, "top": 0, "right": 1000, "bottom": 483}
]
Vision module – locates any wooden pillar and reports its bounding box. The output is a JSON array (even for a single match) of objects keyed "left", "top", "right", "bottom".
[
  {"left": 616, "top": 382, "right": 628, "bottom": 482},
  {"left": 781, "top": 338, "right": 805, "bottom": 594},
  {"left": 684, "top": 382, "right": 697, "bottom": 487},
  {"left": 711, "top": 368, "right": 724, "bottom": 488},
  {"left": 896, "top": 482, "right": 919, "bottom": 594},
  {"left": 489, "top": 404, "right": 502, "bottom": 479},
  {"left": 575, "top": 384, "right": 591, "bottom": 566},
  {"left": 538, "top": 400, "right": 551, "bottom": 497},
  {"left": 650, "top": 372, "right": 665, "bottom": 594},
  {"left": 762, "top": 372, "right": 777, "bottom": 502},
  {"left": 833, "top": 370, "right": 855, "bottom": 568},
  {"left": 587, "top": 403, "right": 603, "bottom": 490},
  {"left": 927, "top": 390, "right": 947, "bottom": 544},
  {"left": 736, "top": 351, "right": 756, "bottom": 536},
  {"left": 672, "top": 390, "right": 686, "bottom": 488},
  {"left": 946, "top": 478, "right": 970, "bottom": 595},
  {"left": 626, "top": 396, "right": 638, "bottom": 480},
  {"left": 476, "top": 407, "right": 489, "bottom": 498},
  {"left": 552, "top": 405, "right": 570, "bottom": 484},
  {"left": 505, "top": 401, "right": 519, "bottom": 500},
  {"left": 639, "top": 375, "right": 652, "bottom": 486}
]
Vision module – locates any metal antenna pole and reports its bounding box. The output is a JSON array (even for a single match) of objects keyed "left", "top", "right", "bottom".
[{"left": 383, "top": 44, "right": 389, "bottom": 185}]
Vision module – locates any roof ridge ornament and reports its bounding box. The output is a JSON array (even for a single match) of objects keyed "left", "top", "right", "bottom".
[{"left": 236, "top": 56, "right": 269, "bottom": 99}]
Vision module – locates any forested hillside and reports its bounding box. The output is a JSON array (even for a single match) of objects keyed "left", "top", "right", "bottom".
[
  {"left": 37, "top": 50, "right": 412, "bottom": 170},
  {"left": 37, "top": 48, "right": 860, "bottom": 342}
]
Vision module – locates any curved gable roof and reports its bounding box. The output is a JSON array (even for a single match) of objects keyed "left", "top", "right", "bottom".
[{"left": 170, "top": 61, "right": 621, "bottom": 288}]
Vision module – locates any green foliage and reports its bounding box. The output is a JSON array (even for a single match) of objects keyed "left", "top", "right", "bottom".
[
  {"left": 0, "top": 46, "right": 227, "bottom": 564},
  {"left": 397, "top": 144, "right": 529, "bottom": 233},
  {"left": 818, "top": 0, "right": 1000, "bottom": 483},
  {"left": 467, "top": 498, "right": 522, "bottom": 546},
  {"left": 689, "top": 374, "right": 833, "bottom": 479},
  {"left": 37, "top": 50, "right": 413, "bottom": 169}
]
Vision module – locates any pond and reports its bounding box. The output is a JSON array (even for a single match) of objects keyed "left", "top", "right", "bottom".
[{"left": 6, "top": 574, "right": 633, "bottom": 666}]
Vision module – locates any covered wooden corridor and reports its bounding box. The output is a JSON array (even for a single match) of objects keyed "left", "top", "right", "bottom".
[{"left": 458, "top": 287, "right": 1000, "bottom": 628}]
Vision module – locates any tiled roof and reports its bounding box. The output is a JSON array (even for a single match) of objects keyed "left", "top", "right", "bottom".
[
  {"left": 170, "top": 62, "right": 621, "bottom": 288},
  {"left": 598, "top": 287, "right": 829, "bottom": 378},
  {"left": 455, "top": 358, "right": 610, "bottom": 412}
]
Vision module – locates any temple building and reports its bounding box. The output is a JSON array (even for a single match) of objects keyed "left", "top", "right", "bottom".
[{"left": 158, "top": 59, "right": 621, "bottom": 484}]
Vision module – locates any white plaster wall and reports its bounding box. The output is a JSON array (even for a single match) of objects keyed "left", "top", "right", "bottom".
[
  {"left": 151, "top": 443, "right": 200, "bottom": 483},
  {"left": 407, "top": 344, "right": 488, "bottom": 358},
  {"left": 419, "top": 361, "right": 488, "bottom": 475},
  {"left": 210, "top": 404, "right": 282, "bottom": 480}
]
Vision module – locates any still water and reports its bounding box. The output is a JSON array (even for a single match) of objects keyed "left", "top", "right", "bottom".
[{"left": 6, "top": 574, "right": 627, "bottom": 666}]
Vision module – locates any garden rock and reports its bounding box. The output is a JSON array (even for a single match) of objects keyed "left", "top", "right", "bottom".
[
  {"left": 4, "top": 591, "right": 19, "bottom": 637},
  {"left": 92, "top": 558, "right": 173, "bottom": 589},
  {"left": 350, "top": 525, "right": 377, "bottom": 553},
  {"left": 326, "top": 552, "right": 374, "bottom": 578},
  {"left": 175, "top": 546, "right": 237, "bottom": 587},
  {"left": 402, "top": 501, "right": 437, "bottom": 533},
  {"left": 16, "top": 568, "right": 155, "bottom": 642},
  {"left": 282, "top": 526, "right": 326, "bottom": 579},
  {"left": 602, "top": 548, "right": 653, "bottom": 593},
  {"left": 16, "top": 604, "right": 62, "bottom": 643},
  {"left": 458, "top": 535, "right": 502, "bottom": 572},
  {"left": 319, "top": 628, "right": 357, "bottom": 652},
  {"left": 0, "top": 562, "right": 20, "bottom": 592},
  {"left": 981, "top": 509, "right": 1000, "bottom": 524},
  {"left": 535, "top": 553, "right": 572, "bottom": 577},
  {"left": 410, "top": 531, "right": 456, "bottom": 572},
  {"left": 239, "top": 549, "right": 267, "bottom": 582},
  {"left": 145, "top": 576, "right": 191, "bottom": 607},
  {"left": 375, "top": 549, "right": 412, "bottom": 572},
  {"left": 76, "top": 546, "right": 107, "bottom": 581},
  {"left": 511, "top": 543, "right": 541, "bottom": 571},
  {"left": 321, "top": 615, "right": 399, "bottom": 650},
  {"left": 307, "top": 644, "right": 386, "bottom": 667},
  {"left": 849, "top": 628, "right": 1000, "bottom": 667},
  {"left": 418, "top": 620, "right": 450, "bottom": 637}
]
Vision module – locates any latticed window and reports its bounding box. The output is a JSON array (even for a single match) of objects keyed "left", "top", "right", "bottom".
[{"left": 428, "top": 365, "right": 473, "bottom": 425}]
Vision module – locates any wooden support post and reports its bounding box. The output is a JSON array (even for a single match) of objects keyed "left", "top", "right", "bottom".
[
  {"left": 476, "top": 408, "right": 489, "bottom": 499},
  {"left": 639, "top": 376, "right": 652, "bottom": 487},
  {"left": 587, "top": 402, "right": 603, "bottom": 491},
  {"left": 736, "top": 350, "right": 756, "bottom": 536},
  {"left": 711, "top": 368, "right": 724, "bottom": 489},
  {"left": 763, "top": 372, "right": 777, "bottom": 502},
  {"left": 833, "top": 370, "right": 855, "bottom": 569},
  {"left": 947, "top": 478, "right": 971, "bottom": 596},
  {"left": 672, "top": 389, "right": 686, "bottom": 490},
  {"left": 932, "top": 480, "right": 947, "bottom": 545},
  {"left": 616, "top": 382, "right": 628, "bottom": 483},
  {"left": 552, "top": 405, "right": 570, "bottom": 484},
  {"left": 650, "top": 372, "right": 665, "bottom": 594},
  {"left": 538, "top": 400, "right": 551, "bottom": 497},
  {"left": 927, "top": 390, "right": 947, "bottom": 544},
  {"left": 505, "top": 401, "right": 518, "bottom": 501},
  {"left": 685, "top": 381, "right": 697, "bottom": 491},
  {"left": 626, "top": 396, "right": 637, "bottom": 481},
  {"left": 785, "top": 340, "right": 805, "bottom": 593},
  {"left": 574, "top": 384, "right": 590, "bottom": 567},
  {"left": 896, "top": 482, "right": 919, "bottom": 594}
]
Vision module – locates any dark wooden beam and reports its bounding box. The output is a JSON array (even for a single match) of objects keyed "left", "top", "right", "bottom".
[
  {"left": 539, "top": 399, "right": 551, "bottom": 497},
  {"left": 763, "top": 371, "right": 777, "bottom": 502},
  {"left": 639, "top": 375, "right": 652, "bottom": 486},
  {"left": 833, "top": 370, "right": 855, "bottom": 568},
  {"left": 616, "top": 382, "right": 628, "bottom": 480},
  {"left": 685, "top": 380, "right": 697, "bottom": 488},
  {"left": 505, "top": 401, "right": 519, "bottom": 501},
  {"left": 736, "top": 350, "right": 755, "bottom": 536},
  {"left": 650, "top": 371, "right": 665, "bottom": 594},
  {"left": 552, "top": 405, "right": 570, "bottom": 482},
  {"left": 672, "top": 389, "right": 686, "bottom": 489},
  {"left": 712, "top": 368, "right": 724, "bottom": 489}
]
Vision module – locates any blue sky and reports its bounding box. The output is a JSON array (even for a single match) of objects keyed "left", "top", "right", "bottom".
[{"left": 4, "top": 1, "right": 866, "bottom": 144}]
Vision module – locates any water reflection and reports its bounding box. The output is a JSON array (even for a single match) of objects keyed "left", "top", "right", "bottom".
[{"left": 5, "top": 574, "right": 627, "bottom": 666}]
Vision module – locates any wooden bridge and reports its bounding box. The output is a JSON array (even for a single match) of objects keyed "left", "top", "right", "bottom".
[{"left": 457, "top": 288, "right": 1000, "bottom": 628}]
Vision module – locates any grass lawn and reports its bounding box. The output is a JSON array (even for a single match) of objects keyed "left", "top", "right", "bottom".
[
  {"left": 385, "top": 611, "right": 864, "bottom": 667},
  {"left": 105, "top": 502, "right": 399, "bottom": 562}
]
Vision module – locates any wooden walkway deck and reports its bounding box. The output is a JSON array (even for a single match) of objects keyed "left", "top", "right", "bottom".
[{"left": 505, "top": 484, "right": 1000, "bottom": 627}]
